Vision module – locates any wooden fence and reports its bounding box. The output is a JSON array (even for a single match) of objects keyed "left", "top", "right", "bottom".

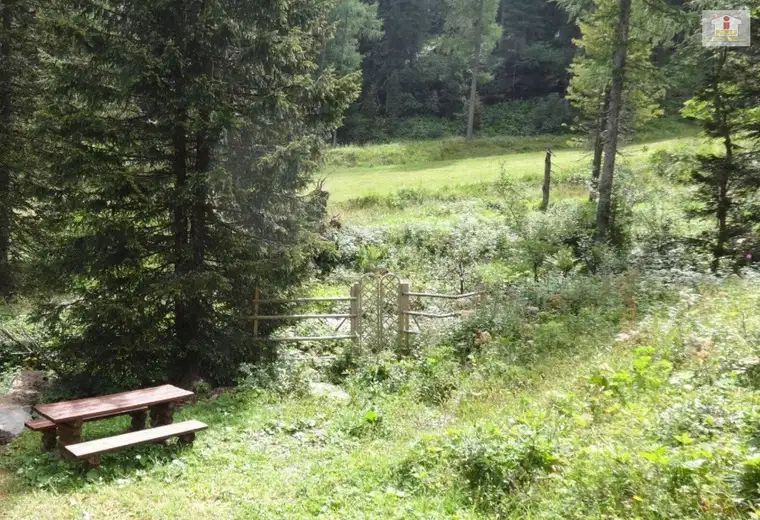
[{"left": 252, "top": 276, "right": 485, "bottom": 346}]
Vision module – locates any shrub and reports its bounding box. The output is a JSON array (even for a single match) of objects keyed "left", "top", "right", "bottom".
[
  {"left": 480, "top": 95, "right": 572, "bottom": 137},
  {"left": 398, "top": 424, "right": 559, "bottom": 512}
]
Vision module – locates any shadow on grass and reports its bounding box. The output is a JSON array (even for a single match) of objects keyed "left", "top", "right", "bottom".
[{"left": 0, "top": 388, "right": 257, "bottom": 501}]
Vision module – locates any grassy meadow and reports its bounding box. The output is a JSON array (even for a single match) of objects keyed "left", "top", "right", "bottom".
[{"left": 5, "top": 130, "right": 760, "bottom": 520}]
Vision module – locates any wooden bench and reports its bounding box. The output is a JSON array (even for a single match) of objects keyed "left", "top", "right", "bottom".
[
  {"left": 25, "top": 407, "right": 150, "bottom": 451},
  {"left": 29, "top": 385, "right": 206, "bottom": 467},
  {"left": 62, "top": 420, "right": 208, "bottom": 468}
]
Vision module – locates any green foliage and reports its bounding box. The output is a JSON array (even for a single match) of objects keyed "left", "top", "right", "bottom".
[
  {"left": 327, "top": 132, "right": 574, "bottom": 166},
  {"left": 322, "top": 0, "right": 383, "bottom": 76},
  {"left": 479, "top": 95, "right": 572, "bottom": 136},
  {"left": 680, "top": 22, "right": 760, "bottom": 272},
  {"left": 398, "top": 423, "right": 559, "bottom": 512},
  {"left": 32, "top": 0, "right": 358, "bottom": 391}
]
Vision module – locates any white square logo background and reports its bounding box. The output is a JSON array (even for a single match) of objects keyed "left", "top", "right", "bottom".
[{"left": 703, "top": 10, "right": 751, "bottom": 47}]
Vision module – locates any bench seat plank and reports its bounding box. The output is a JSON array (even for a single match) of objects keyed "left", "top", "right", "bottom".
[
  {"left": 62, "top": 420, "right": 208, "bottom": 459},
  {"left": 25, "top": 406, "right": 149, "bottom": 431},
  {"left": 34, "top": 385, "right": 193, "bottom": 423}
]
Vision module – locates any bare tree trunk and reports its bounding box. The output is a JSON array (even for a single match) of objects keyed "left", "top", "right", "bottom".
[
  {"left": 0, "top": 5, "right": 13, "bottom": 299},
  {"left": 466, "top": 0, "right": 485, "bottom": 140},
  {"left": 540, "top": 149, "right": 551, "bottom": 211},
  {"left": 590, "top": 88, "right": 611, "bottom": 202},
  {"left": 595, "top": 0, "right": 632, "bottom": 241}
]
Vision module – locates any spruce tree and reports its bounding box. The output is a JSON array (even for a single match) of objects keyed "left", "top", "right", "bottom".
[
  {"left": 441, "top": 0, "right": 501, "bottom": 139},
  {"left": 683, "top": 15, "right": 760, "bottom": 272},
  {"left": 36, "top": 0, "right": 358, "bottom": 390},
  {"left": 0, "top": 0, "right": 37, "bottom": 298}
]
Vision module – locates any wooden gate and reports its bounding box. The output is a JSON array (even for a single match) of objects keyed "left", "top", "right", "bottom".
[{"left": 359, "top": 272, "right": 402, "bottom": 351}]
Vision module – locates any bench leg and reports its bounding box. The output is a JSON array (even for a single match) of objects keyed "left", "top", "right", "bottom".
[
  {"left": 58, "top": 420, "right": 83, "bottom": 458},
  {"left": 41, "top": 429, "right": 58, "bottom": 452},
  {"left": 149, "top": 403, "right": 174, "bottom": 427},
  {"left": 85, "top": 454, "right": 101, "bottom": 469},
  {"left": 130, "top": 410, "right": 148, "bottom": 432},
  {"left": 178, "top": 432, "right": 196, "bottom": 445}
]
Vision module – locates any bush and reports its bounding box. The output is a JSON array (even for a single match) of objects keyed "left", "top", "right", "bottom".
[
  {"left": 480, "top": 95, "right": 572, "bottom": 137},
  {"left": 397, "top": 423, "right": 559, "bottom": 512}
]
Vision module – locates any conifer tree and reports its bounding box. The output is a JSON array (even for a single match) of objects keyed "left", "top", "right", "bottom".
[
  {"left": 0, "top": 0, "right": 37, "bottom": 298},
  {"left": 441, "top": 0, "right": 501, "bottom": 139},
  {"left": 36, "top": 0, "right": 358, "bottom": 390},
  {"left": 683, "top": 15, "right": 760, "bottom": 272}
]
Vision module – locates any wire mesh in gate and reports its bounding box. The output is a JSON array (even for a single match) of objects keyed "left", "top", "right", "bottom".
[{"left": 359, "top": 272, "right": 401, "bottom": 351}]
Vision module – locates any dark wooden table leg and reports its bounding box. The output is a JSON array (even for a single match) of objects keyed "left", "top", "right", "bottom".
[
  {"left": 57, "top": 420, "right": 83, "bottom": 457},
  {"left": 85, "top": 454, "right": 101, "bottom": 469},
  {"left": 178, "top": 432, "right": 196, "bottom": 445},
  {"left": 130, "top": 410, "right": 148, "bottom": 432},
  {"left": 41, "top": 428, "right": 58, "bottom": 452},
  {"left": 149, "top": 402, "right": 174, "bottom": 427}
]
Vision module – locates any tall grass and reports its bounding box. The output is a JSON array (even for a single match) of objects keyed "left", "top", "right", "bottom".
[{"left": 326, "top": 118, "right": 699, "bottom": 169}]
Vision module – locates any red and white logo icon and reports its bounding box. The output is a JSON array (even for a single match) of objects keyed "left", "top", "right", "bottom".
[{"left": 711, "top": 14, "right": 742, "bottom": 37}]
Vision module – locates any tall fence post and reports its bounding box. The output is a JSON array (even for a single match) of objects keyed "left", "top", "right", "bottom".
[
  {"left": 540, "top": 148, "right": 552, "bottom": 211},
  {"left": 350, "top": 283, "right": 362, "bottom": 344},
  {"left": 253, "top": 287, "right": 260, "bottom": 339},
  {"left": 398, "top": 281, "right": 410, "bottom": 348}
]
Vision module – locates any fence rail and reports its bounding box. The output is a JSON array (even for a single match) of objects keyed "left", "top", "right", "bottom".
[
  {"left": 252, "top": 285, "right": 361, "bottom": 344},
  {"left": 254, "top": 314, "right": 355, "bottom": 321},
  {"left": 404, "top": 291, "right": 485, "bottom": 300},
  {"left": 252, "top": 296, "right": 356, "bottom": 304},
  {"left": 252, "top": 277, "right": 486, "bottom": 346}
]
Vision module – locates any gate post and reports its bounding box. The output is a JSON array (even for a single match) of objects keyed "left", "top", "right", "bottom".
[
  {"left": 350, "top": 282, "right": 362, "bottom": 344},
  {"left": 398, "top": 281, "right": 410, "bottom": 347}
]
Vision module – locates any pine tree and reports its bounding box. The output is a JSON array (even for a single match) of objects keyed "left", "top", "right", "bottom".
[
  {"left": 683, "top": 15, "right": 760, "bottom": 272},
  {"left": 441, "top": 0, "right": 501, "bottom": 139},
  {"left": 0, "top": 0, "right": 37, "bottom": 299},
  {"left": 321, "top": 0, "right": 383, "bottom": 76},
  {"left": 36, "top": 0, "right": 358, "bottom": 390},
  {"left": 559, "top": 0, "right": 670, "bottom": 203},
  {"left": 491, "top": 0, "right": 575, "bottom": 99}
]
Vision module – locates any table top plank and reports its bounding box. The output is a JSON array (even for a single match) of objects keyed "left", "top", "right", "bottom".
[{"left": 33, "top": 384, "right": 193, "bottom": 423}]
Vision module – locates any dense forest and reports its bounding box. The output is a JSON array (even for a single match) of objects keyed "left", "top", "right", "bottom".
[{"left": 332, "top": 0, "right": 700, "bottom": 143}]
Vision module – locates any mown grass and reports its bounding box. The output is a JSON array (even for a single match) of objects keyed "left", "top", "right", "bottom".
[
  {"left": 2, "top": 274, "right": 760, "bottom": 519},
  {"left": 322, "top": 136, "right": 699, "bottom": 204}
]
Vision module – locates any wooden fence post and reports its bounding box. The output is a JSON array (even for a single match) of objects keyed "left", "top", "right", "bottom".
[
  {"left": 253, "top": 287, "right": 260, "bottom": 339},
  {"left": 350, "top": 283, "right": 362, "bottom": 344},
  {"left": 540, "top": 148, "right": 551, "bottom": 211},
  {"left": 398, "top": 281, "right": 410, "bottom": 347},
  {"left": 478, "top": 285, "right": 487, "bottom": 306}
]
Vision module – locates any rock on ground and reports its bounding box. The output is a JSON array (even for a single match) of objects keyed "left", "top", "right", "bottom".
[
  {"left": 0, "top": 370, "right": 48, "bottom": 443},
  {"left": 308, "top": 382, "right": 351, "bottom": 403}
]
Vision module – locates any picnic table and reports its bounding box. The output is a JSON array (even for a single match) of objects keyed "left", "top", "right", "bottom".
[{"left": 26, "top": 384, "right": 207, "bottom": 467}]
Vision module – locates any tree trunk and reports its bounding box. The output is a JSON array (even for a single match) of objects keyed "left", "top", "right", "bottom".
[
  {"left": 466, "top": 0, "right": 485, "bottom": 140},
  {"left": 595, "top": 0, "right": 632, "bottom": 241},
  {"left": 0, "top": 5, "right": 13, "bottom": 299},
  {"left": 540, "top": 149, "right": 551, "bottom": 211},
  {"left": 171, "top": 57, "right": 193, "bottom": 377},
  {"left": 590, "top": 88, "right": 611, "bottom": 202},
  {"left": 710, "top": 48, "right": 731, "bottom": 274}
]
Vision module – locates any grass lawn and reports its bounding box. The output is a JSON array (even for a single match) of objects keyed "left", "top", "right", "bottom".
[{"left": 321, "top": 137, "right": 698, "bottom": 204}]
